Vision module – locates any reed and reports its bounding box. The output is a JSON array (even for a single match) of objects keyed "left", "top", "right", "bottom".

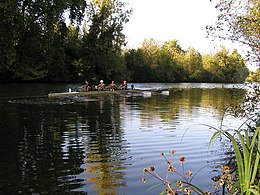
[
  {"left": 143, "top": 125, "right": 260, "bottom": 194},
  {"left": 209, "top": 126, "right": 260, "bottom": 194}
]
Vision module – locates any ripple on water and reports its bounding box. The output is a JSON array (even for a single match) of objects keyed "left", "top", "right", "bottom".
[{"left": 0, "top": 85, "right": 247, "bottom": 194}]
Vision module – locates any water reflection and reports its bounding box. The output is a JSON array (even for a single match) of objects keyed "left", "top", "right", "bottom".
[
  {"left": 0, "top": 84, "right": 248, "bottom": 194},
  {"left": 130, "top": 88, "right": 245, "bottom": 125},
  {"left": 79, "top": 94, "right": 128, "bottom": 194}
]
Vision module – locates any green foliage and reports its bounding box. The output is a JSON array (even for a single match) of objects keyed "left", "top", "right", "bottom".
[
  {"left": 124, "top": 49, "right": 148, "bottom": 82},
  {"left": 0, "top": 0, "right": 251, "bottom": 83},
  {"left": 202, "top": 47, "right": 249, "bottom": 82},
  {"left": 125, "top": 41, "right": 249, "bottom": 83},
  {"left": 207, "top": 0, "right": 260, "bottom": 66},
  {"left": 0, "top": 0, "right": 87, "bottom": 82},
  {"left": 80, "top": 0, "right": 132, "bottom": 82},
  {"left": 0, "top": 0, "right": 132, "bottom": 83},
  {"left": 0, "top": 1, "right": 18, "bottom": 82},
  {"left": 246, "top": 69, "right": 260, "bottom": 82},
  {"left": 209, "top": 126, "right": 260, "bottom": 194},
  {"left": 181, "top": 47, "right": 204, "bottom": 82}
]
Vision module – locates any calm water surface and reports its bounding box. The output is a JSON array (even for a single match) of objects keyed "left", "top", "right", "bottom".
[{"left": 0, "top": 83, "right": 248, "bottom": 194}]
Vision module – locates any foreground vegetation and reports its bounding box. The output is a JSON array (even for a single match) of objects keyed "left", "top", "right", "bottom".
[
  {"left": 142, "top": 85, "right": 260, "bottom": 194},
  {"left": 142, "top": 126, "right": 260, "bottom": 194}
]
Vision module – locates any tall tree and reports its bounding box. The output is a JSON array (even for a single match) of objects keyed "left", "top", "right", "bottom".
[
  {"left": 81, "top": 0, "right": 132, "bottom": 82},
  {"left": 124, "top": 48, "right": 149, "bottom": 82},
  {"left": 182, "top": 48, "right": 204, "bottom": 82},
  {"left": 139, "top": 39, "right": 160, "bottom": 81},
  {"left": 161, "top": 40, "right": 186, "bottom": 81},
  {"left": 0, "top": 1, "right": 19, "bottom": 82}
]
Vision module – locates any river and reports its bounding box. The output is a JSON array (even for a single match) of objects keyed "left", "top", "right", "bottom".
[{"left": 0, "top": 83, "right": 249, "bottom": 194}]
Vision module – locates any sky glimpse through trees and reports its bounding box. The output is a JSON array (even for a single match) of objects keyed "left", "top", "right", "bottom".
[{"left": 0, "top": 0, "right": 258, "bottom": 83}]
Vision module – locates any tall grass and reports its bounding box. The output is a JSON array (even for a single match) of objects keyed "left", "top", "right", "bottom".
[{"left": 209, "top": 126, "right": 260, "bottom": 194}]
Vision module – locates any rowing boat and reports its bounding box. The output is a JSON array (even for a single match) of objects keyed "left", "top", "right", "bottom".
[{"left": 48, "top": 89, "right": 146, "bottom": 98}]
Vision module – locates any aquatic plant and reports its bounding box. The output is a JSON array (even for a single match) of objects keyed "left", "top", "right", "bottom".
[
  {"left": 142, "top": 124, "right": 260, "bottom": 194},
  {"left": 209, "top": 126, "right": 260, "bottom": 194},
  {"left": 141, "top": 150, "right": 209, "bottom": 195}
]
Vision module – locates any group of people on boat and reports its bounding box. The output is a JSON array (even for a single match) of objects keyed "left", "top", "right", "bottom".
[{"left": 78, "top": 80, "right": 129, "bottom": 92}]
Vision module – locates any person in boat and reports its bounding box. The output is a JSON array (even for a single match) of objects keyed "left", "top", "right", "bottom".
[
  {"left": 78, "top": 81, "right": 92, "bottom": 92},
  {"left": 106, "top": 80, "right": 117, "bottom": 91},
  {"left": 96, "top": 80, "right": 105, "bottom": 91},
  {"left": 119, "top": 80, "right": 128, "bottom": 90},
  {"left": 84, "top": 81, "right": 92, "bottom": 92}
]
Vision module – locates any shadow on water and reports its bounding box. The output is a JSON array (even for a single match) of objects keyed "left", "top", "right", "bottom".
[{"left": 0, "top": 83, "right": 248, "bottom": 194}]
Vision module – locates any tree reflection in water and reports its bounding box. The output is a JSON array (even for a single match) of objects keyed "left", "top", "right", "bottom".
[
  {"left": 0, "top": 85, "right": 248, "bottom": 194},
  {"left": 81, "top": 94, "right": 128, "bottom": 194}
]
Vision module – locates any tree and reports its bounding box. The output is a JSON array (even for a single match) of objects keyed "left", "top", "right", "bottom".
[
  {"left": 124, "top": 48, "right": 148, "bottom": 82},
  {"left": 81, "top": 0, "right": 132, "bottom": 82},
  {"left": 0, "top": 0, "right": 86, "bottom": 82},
  {"left": 207, "top": 0, "right": 260, "bottom": 66},
  {"left": 202, "top": 47, "right": 249, "bottom": 82},
  {"left": 139, "top": 39, "right": 160, "bottom": 81},
  {"left": 0, "top": 1, "right": 20, "bottom": 82},
  {"left": 161, "top": 40, "right": 186, "bottom": 81},
  {"left": 228, "top": 49, "right": 249, "bottom": 82},
  {"left": 158, "top": 47, "right": 176, "bottom": 82},
  {"left": 182, "top": 48, "right": 204, "bottom": 82}
]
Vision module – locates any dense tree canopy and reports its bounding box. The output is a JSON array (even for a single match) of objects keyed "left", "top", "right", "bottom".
[
  {"left": 0, "top": 0, "right": 86, "bottom": 82},
  {"left": 0, "top": 0, "right": 251, "bottom": 83},
  {"left": 80, "top": 0, "right": 132, "bottom": 82},
  {"left": 0, "top": 0, "right": 131, "bottom": 83},
  {"left": 124, "top": 40, "right": 249, "bottom": 83}
]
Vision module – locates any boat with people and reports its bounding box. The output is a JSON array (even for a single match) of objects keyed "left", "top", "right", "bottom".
[
  {"left": 48, "top": 89, "right": 171, "bottom": 98},
  {"left": 48, "top": 80, "right": 170, "bottom": 98},
  {"left": 48, "top": 89, "right": 147, "bottom": 98}
]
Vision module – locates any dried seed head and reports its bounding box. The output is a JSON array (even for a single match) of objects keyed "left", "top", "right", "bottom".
[
  {"left": 218, "top": 179, "right": 224, "bottom": 186},
  {"left": 227, "top": 183, "right": 232, "bottom": 190},
  {"left": 149, "top": 166, "right": 155, "bottom": 172},
  {"left": 167, "top": 189, "right": 174, "bottom": 195},
  {"left": 187, "top": 171, "right": 193, "bottom": 177},
  {"left": 143, "top": 168, "right": 148, "bottom": 174},
  {"left": 184, "top": 188, "right": 191, "bottom": 195},
  {"left": 222, "top": 165, "right": 230, "bottom": 173},
  {"left": 177, "top": 180, "right": 182, "bottom": 187},
  {"left": 163, "top": 181, "right": 170, "bottom": 186},
  {"left": 168, "top": 165, "right": 175, "bottom": 172},
  {"left": 160, "top": 152, "right": 165, "bottom": 156},
  {"left": 221, "top": 174, "right": 227, "bottom": 179},
  {"left": 179, "top": 155, "right": 185, "bottom": 163},
  {"left": 212, "top": 184, "right": 218, "bottom": 189},
  {"left": 141, "top": 178, "right": 146, "bottom": 183},
  {"left": 170, "top": 149, "right": 175, "bottom": 155},
  {"left": 228, "top": 177, "right": 234, "bottom": 184}
]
